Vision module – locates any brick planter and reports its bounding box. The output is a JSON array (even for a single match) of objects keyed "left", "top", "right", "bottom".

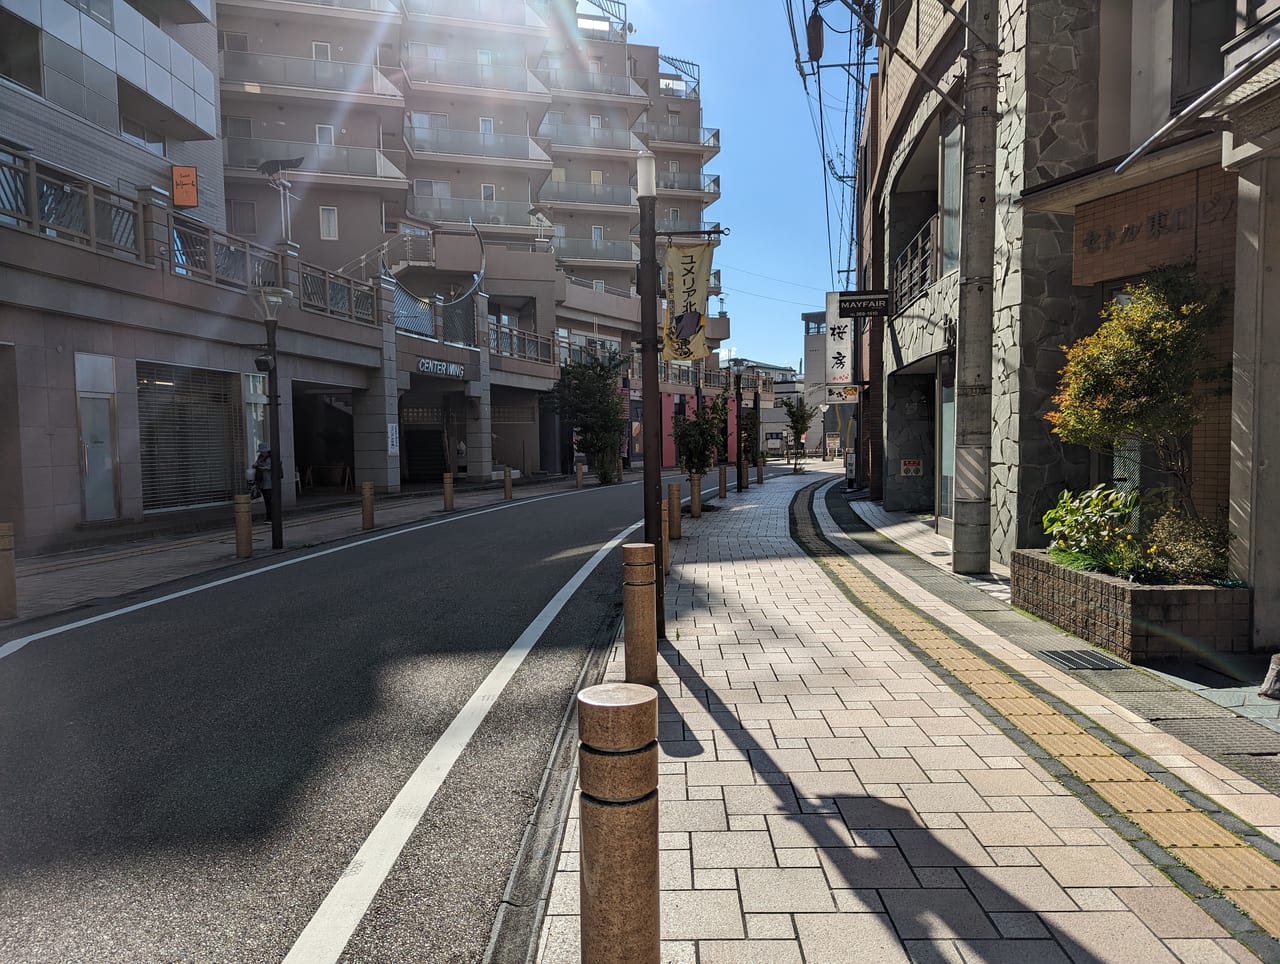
[{"left": 1011, "top": 549, "right": 1252, "bottom": 663}]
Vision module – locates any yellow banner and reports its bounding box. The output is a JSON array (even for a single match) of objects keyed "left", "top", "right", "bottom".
[{"left": 662, "top": 242, "right": 714, "bottom": 361}]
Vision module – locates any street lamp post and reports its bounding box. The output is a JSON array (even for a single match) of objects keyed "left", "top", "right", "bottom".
[
  {"left": 752, "top": 385, "right": 761, "bottom": 471},
  {"left": 732, "top": 357, "right": 746, "bottom": 493},
  {"left": 636, "top": 150, "right": 665, "bottom": 637},
  {"left": 250, "top": 285, "right": 297, "bottom": 550}
]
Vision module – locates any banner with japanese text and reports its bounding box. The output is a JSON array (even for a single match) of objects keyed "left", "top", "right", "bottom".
[
  {"left": 823, "top": 290, "right": 853, "bottom": 385},
  {"left": 662, "top": 242, "right": 714, "bottom": 361}
]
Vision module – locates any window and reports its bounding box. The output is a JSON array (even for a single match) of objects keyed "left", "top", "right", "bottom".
[
  {"left": 477, "top": 49, "right": 491, "bottom": 65},
  {"left": 312, "top": 42, "right": 331, "bottom": 61},
  {"left": 222, "top": 115, "right": 252, "bottom": 139},
  {"left": 546, "top": 111, "right": 564, "bottom": 128},
  {"left": 589, "top": 58, "right": 602, "bottom": 73},
  {"left": 669, "top": 207, "right": 681, "bottom": 222},
  {"left": 1171, "top": 0, "right": 1232, "bottom": 109},
  {"left": 479, "top": 117, "right": 494, "bottom": 135},
  {"left": 551, "top": 167, "right": 566, "bottom": 183},
  {"left": 592, "top": 225, "right": 604, "bottom": 242},
  {"left": 122, "top": 117, "right": 165, "bottom": 156},
  {"left": 593, "top": 280, "right": 605, "bottom": 292},
  {"left": 413, "top": 179, "right": 450, "bottom": 197},
  {"left": 589, "top": 114, "right": 602, "bottom": 129},
  {"left": 225, "top": 199, "right": 257, "bottom": 236},
  {"left": 319, "top": 206, "right": 338, "bottom": 240},
  {"left": 481, "top": 183, "right": 496, "bottom": 201},
  {"left": 544, "top": 54, "right": 561, "bottom": 70},
  {"left": 0, "top": 11, "right": 41, "bottom": 93},
  {"left": 590, "top": 169, "right": 603, "bottom": 186},
  {"left": 316, "top": 125, "right": 335, "bottom": 146},
  {"left": 668, "top": 159, "right": 679, "bottom": 173},
  {"left": 217, "top": 31, "right": 248, "bottom": 52}
]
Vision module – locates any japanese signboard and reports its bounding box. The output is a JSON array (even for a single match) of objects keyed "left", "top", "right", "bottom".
[
  {"left": 662, "top": 242, "right": 714, "bottom": 361},
  {"left": 836, "top": 290, "right": 891, "bottom": 317},
  {"left": 823, "top": 385, "right": 860, "bottom": 404},
  {"left": 823, "top": 291, "right": 853, "bottom": 386},
  {"left": 171, "top": 166, "right": 198, "bottom": 208}
]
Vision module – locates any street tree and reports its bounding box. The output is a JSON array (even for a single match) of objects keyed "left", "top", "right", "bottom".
[
  {"left": 552, "top": 352, "right": 627, "bottom": 484},
  {"left": 781, "top": 397, "right": 821, "bottom": 473},
  {"left": 671, "top": 390, "right": 727, "bottom": 478}
]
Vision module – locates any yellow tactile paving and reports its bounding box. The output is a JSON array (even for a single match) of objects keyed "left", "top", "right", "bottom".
[{"left": 795, "top": 490, "right": 1280, "bottom": 941}]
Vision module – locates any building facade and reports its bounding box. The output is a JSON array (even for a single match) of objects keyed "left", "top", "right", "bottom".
[{"left": 0, "top": 0, "right": 729, "bottom": 552}]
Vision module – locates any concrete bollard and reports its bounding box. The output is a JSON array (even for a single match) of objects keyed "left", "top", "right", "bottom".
[
  {"left": 576, "top": 463, "right": 584, "bottom": 489},
  {"left": 622, "top": 544, "right": 657, "bottom": 686},
  {"left": 0, "top": 522, "right": 16, "bottom": 619},
  {"left": 718, "top": 464, "right": 727, "bottom": 500},
  {"left": 443, "top": 472, "right": 454, "bottom": 512},
  {"left": 757, "top": 460, "right": 764, "bottom": 485},
  {"left": 690, "top": 474, "right": 702, "bottom": 518},
  {"left": 660, "top": 500, "right": 670, "bottom": 576},
  {"left": 234, "top": 495, "right": 253, "bottom": 559},
  {"left": 617, "top": 457, "right": 624, "bottom": 483},
  {"left": 504, "top": 465, "right": 513, "bottom": 501},
  {"left": 577, "top": 683, "right": 660, "bottom": 964},
  {"left": 361, "top": 481, "right": 375, "bottom": 530},
  {"left": 667, "top": 483, "right": 681, "bottom": 541}
]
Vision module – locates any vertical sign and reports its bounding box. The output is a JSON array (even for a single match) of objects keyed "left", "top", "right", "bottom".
[
  {"left": 662, "top": 242, "right": 714, "bottom": 361},
  {"left": 387, "top": 422, "right": 400, "bottom": 455},
  {"left": 823, "top": 291, "right": 851, "bottom": 385},
  {"left": 171, "top": 166, "right": 198, "bottom": 208}
]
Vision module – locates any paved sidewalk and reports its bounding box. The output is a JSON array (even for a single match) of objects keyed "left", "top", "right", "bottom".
[{"left": 537, "top": 467, "right": 1273, "bottom": 963}]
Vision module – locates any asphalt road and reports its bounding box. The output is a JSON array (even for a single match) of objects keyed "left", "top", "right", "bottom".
[{"left": 0, "top": 479, "right": 682, "bottom": 962}]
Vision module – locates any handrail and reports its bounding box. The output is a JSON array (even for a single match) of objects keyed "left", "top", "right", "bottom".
[
  {"left": 892, "top": 214, "right": 938, "bottom": 310},
  {"left": 490, "top": 323, "right": 555, "bottom": 364},
  {"left": 567, "top": 276, "right": 633, "bottom": 299}
]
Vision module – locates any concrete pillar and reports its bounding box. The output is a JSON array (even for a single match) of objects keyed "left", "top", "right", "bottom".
[
  {"left": 622, "top": 544, "right": 657, "bottom": 685},
  {"left": 352, "top": 284, "right": 402, "bottom": 495},
  {"left": 135, "top": 187, "right": 171, "bottom": 267},
  {"left": 576, "top": 463, "right": 584, "bottom": 489},
  {"left": 0, "top": 522, "right": 16, "bottom": 619},
  {"left": 443, "top": 472, "right": 454, "bottom": 512},
  {"left": 667, "top": 483, "right": 681, "bottom": 540},
  {"left": 504, "top": 465, "right": 513, "bottom": 501},
  {"left": 577, "top": 683, "right": 659, "bottom": 964},
  {"left": 466, "top": 292, "right": 494, "bottom": 480},
  {"left": 361, "top": 481, "right": 374, "bottom": 530},
  {"left": 718, "top": 464, "right": 727, "bottom": 500},
  {"left": 690, "top": 474, "right": 701, "bottom": 518},
  {"left": 234, "top": 496, "right": 252, "bottom": 559}
]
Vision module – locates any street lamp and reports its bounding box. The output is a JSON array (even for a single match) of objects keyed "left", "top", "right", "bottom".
[
  {"left": 249, "top": 285, "right": 297, "bottom": 550},
  {"left": 636, "top": 150, "right": 665, "bottom": 637},
  {"left": 819, "top": 403, "right": 830, "bottom": 461},
  {"left": 732, "top": 357, "right": 746, "bottom": 492}
]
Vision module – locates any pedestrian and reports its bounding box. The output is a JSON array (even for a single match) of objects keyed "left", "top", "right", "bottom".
[{"left": 253, "top": 442, "right": 274, "bottom": 521}]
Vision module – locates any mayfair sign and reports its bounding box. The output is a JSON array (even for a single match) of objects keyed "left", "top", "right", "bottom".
[
  {"left": 418, "top": 358, "right": 466, "bottom": 379},
  {"left": 837, "top": 291, "right": 891, "bottom": 317}
]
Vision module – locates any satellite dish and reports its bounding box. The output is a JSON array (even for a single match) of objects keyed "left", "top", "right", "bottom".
[{"left": 257, "top": 156, "right": 305, "bottom": 176}]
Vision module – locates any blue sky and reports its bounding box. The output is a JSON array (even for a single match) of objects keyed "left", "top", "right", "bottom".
[{"left": 628, "top": 0, "right": 865, "bottom": 373}]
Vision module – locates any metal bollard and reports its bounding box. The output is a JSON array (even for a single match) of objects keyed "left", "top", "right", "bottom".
[
  {"left": 443, "top": 472, "right": 454, "bottom": 512},
  {"left": 576, "top": 463, "right": 584, "bottom": 489},
  {"left": 504, "top": 465, "right": 513, "bottom": 501},
  {"left": 361, "top": 481, "right": 374, "bottom": 530},
  {"left": 0, "top": 522, "right": 16, "bottom": 619},
  {"left": 757, "top": 460, "right": 764, "bottom": 485},
  {"left": 577, "top": 683, "right": 660, "bottom": 964},
  {"left": 660, "top": 500, "right": 670, "bottom": 576},
  {"left": 667, "top": 483, "right": 681, "bottom": 541},
  {"left": 622, "top": 544, "right": 657, "bottom": 685},
  {"left": 234, "top": 495, "right": 253, "bottom": 559},
  {"left": 718, "top": 464, "right": 727, "bottom": 500},
  {"left": 690, "top": 474, "right": 702, "bottom": 518}
]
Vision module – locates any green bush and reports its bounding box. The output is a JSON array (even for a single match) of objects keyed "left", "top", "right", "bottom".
[
  {"left": 1146, "top": 508, "right": 1230, "bottom": 583},
  {"left": 1042, "top": 484, "right": 1137, "bottom": 557}
]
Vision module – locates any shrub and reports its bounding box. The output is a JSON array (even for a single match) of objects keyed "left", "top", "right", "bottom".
[
  {"left": 1042, "top": 484, "right": 1137, "bottom": 558},
  {"left": 1146, "top": 508, "right": 1230, "bottom": 583}
]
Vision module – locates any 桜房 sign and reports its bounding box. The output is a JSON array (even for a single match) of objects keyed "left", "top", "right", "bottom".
[
  {"left": 823, "top": 291, "right": 855, "bottom": 385},
  {"left": 662, "top": 241, "right": 714, "bottom": 361},
  {"left": 418, "top": 358, "right": 466, "bottom": 378}
]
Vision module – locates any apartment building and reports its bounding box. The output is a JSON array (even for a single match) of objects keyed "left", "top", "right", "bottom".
[
  {"left": 855, "top": 0, "right": 1280, "bottom": 648},
  {"left": 0, "top": 0, "right": 728, "bottom": 552}
]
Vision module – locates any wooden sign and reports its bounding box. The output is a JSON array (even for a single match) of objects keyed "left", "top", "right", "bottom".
[{"left": 171, "top": 166, "right": 198, "bottom": 208}]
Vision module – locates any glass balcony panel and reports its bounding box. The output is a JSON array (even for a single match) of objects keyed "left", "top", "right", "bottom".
[
  {"left": 533, "top": 67, "right": 644, "bottom": 97},
  {"left": 220, "top": 51, "right": 400, "bottom": 97},
  {"left": 634, "top": 124, "right": 720, "bottom": 149},
  {"left": 409, "top": 196, "right": 533, "bottom": 226},
  {"left": 405, "top": 58, "right": 533, "bottom": 93},
  {"left": 405, "top": 0, "right": 529, "bottom": 23},
  {"left": 537, "top": 123, "right": 640, "bottom": 151},
  {"left": 654, "top": 170, "right": 720, "bottom": 193},
  {"left": 224, "top": 137, "right": 406, "bottom": 178},
  {"left": 539, "top": 181, "right": 634, "bottom": 205},
  {"left": 553, "top": 237, "right": 637, "bottom": 261},
  {"left": 405, "top": 125, "right": 544, "bottom": 161}
]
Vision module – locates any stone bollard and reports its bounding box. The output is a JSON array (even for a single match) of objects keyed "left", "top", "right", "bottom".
[
  {"left": 718, "top": 464, "right": 727, "bottom": 500},
  {"left": 660, "top": 500, "right": 670, "bottom": 576},
  {"left": 757, "top": 460, "right": 764, "bottom": 485},
  {"left": 690, "top": 474, "right": 702, "bottom": 518},
  {"left": 617, "top": 457, "right": 624, "bottom": 483},
  {"left": 0, "top": 522, "right": 16, "bottom": 619},
  {"left": 577, "top": 683, "right": 660, "bottom": 964},
  {"left": 504, "top": 465, "right": 513, "bottom": 501},
  {"left": 667, "top": 483, "right": 681, "bottom": 541},
  {"left": 622, "top": 544, "right": 657, "bottom": 685},
  {"left": 443, "top": 472, "right": 454, "bottom": 512},
  {"left": 234, "top": 495, "right": 253, "bottom": 559},
  {"left": 576, "top": 463, "right": 584, "bottom": 489},
  {"left": 361, "top": 481, "right": 375, "bottom": 530}
]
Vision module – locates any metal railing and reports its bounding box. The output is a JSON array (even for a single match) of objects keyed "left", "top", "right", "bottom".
[
  {"left": 219, "top": 51, "right": 401, "bottom": 97},
  {"left": 652, "top": 171, "right": 720, "bottom": 194},
  {"left": 300, "top": 263, "right": 377, "bottom": 322},
  {"left": 490, "top": 324, "right": 554, "bottom": 364},
  {"left": 404, "top": 125, "right": 548, "bottom": 162},
  {"left": 892, "top": 214, "right": 937, "bottom": 310},
  {"left": 658, "top": 79, "right": 699, "bottom": 99},
  {"left": 269, "top": 0, "right": 398, "bottom": 10},
  {"left": 405, "top": 0, "right": 532, "bottom": 24},
  {"left": 539, "top": 180, "right": 635, "bottom": 205},
  {"left": 552, "top": 237, "right": 638, "bottom": 261},
  {"left": 223, "top": 138, "right": 406, "bottom": 179},
  {"left": 409, "top": 196, "right": 533, "bottom": 226},
  {"left": 533, "top": 67, "right": 645, "bottom": 97},
  {"left": 537, "top": 123, "right": 642, "bottom": 152},
  {"left": 171, "top": 215, "right": 280, "bottom": 288},
  {"left": 567, "top": 275, "right": 634, "bottom": 299},
  {"left": 633, "top": 124, "right": 720, "bottom": 150},
  {"left": 630, "top": 219, "right": 719, "bottom": 236},
  {"left": 404, "top": 58, "right": 541, "bottom": 94}
]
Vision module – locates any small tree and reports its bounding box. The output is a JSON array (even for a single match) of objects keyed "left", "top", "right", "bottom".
[
  {"left": 671, "top": 390, "right": 728, "bottom": 478},
  {"left": 1046, "top": 264, "right": 1226, "bottom": 509},
  {"left": 781, "top": 397, "right": 821, "bottom": 473},
  {"left": 552, "top": 352, "right": 627, "bottom": 484},
  {"left": 741, "top": 409, "right": 760, "bottom": 467}
]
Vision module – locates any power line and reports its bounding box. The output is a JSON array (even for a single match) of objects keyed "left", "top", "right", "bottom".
[
  {"left": 716, "top": 263, "right": 829, "bottom": 290},
  {"left": 722, "top": 285, "right": 824, "bottom": 308}
]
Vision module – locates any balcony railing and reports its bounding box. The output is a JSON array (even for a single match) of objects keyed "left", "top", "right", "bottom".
[
  {"left": 532, "top": 67, "right": 645, "bottom": 98},
  {"left": 634, "top": 124, "right": 720, "bottom": 151},
  {"left": 404, "top": 125, "right": 550, "bottom": 162},
  {"left": 567, "top": 275, "right": 633, "bottom": 299},
  {"left": 892, "top": 214, "right": 937, "bottom": 310},
  {"left": 539, "top": 180, "right": 635, "bottom": 206},
  {"left": 223, "top": 137, "right": 406, "bottom": 179},
  {"left": 537, "top": 123, "right": 642, "bottom": 152},
  {"left": 552, "top": 237, "right": 637, "bottom": 261},
  {"left": 654, "top": 171, "right": 720, "bottom": 194},
  {"left": 490, "top": 324, "right": 554, "bottom": 364},
  {"left": 404, "top": 59, "right": 544, "bottom": 95},
  {"left": 256, "top": 0, "right": 398, "bottom": 10},
  {"left": 630, "top": 219, "right": 719, "bottom": 236},
  {"left": 219, "top": 51, "right": 401, "bottom": 97},
  {"left": 658, "top": 78, "right": 699, "bottom": 99},
  {"left": 393, "top": 285, "right": 479, "bottom": 345},
  {"left": 405, "top": 0, "right": 538, "bottom": 25},
  {"left": 408, "top": 196, "right": 533, "bottom": 226}
]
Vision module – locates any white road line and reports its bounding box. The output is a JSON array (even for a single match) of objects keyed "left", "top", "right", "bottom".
[
  {"left": 0, "top": 488, "right": 603, "bottom": 662},
  {"left": 283, "top": 519, "right": 642, "bottom": 964}
]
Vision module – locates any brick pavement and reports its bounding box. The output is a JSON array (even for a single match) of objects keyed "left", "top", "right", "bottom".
[{"left": 537, "top": 467, "right": 1275, "bottom": 962}]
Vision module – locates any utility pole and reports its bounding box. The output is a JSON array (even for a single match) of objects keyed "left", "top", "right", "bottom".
[{"left": 952, "top": 0, "right": 998, "bottom": 575}]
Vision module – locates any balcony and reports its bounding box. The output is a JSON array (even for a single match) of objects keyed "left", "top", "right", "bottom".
[
  {"left": 892, "top": 215, "right": 937, "bottom": 311},
  {"left": 532, "top": 67, "right": 646, "bottom": 99},
  {"left": 658, "top": 77, "right": 699, "bottom": 99},
  {"left": 654, "top": 171, "right": 720, "bottom": 195},
  {"left": 403, "top": 59, "right": 549, "bottom": 99},
  {"left": 222, "top": 0, "right": 398, "bottom": 11},
  {"left": 634, "top": 124, "right": 720, "bottom": 157},
  {"left": 490, "top": 324, "right": 555, "bottom": 364},
  {"left": 219, "top": 51, "right": 402, "bottom": 100},
  {"left": 552, "top": 237, "right": 637, "bottom": 262},
  {"left": 539, "top": 181, "right": 635, "bottom": 206},
  {"left": 405, "top": 0, "right": 545, "bottom": 28},
  {"left": 408, "top": 196, "right": 534, "bottom": 227},
  {"left": 223, "top": 137, "right": 407, "bottom": 180},
  {"left": 404, "top": 125, "right": 551, "bottom": 165},
  {"left": 629, "top": 219, "right": 720, "bottom": 236},
  {"left": 537, "top": 123, "right": 643, "bottom": 154}
]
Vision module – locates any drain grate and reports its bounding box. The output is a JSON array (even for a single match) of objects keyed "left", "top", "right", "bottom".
[{"left": 1042, "top": 649, "right": 1130, "bottom": 671}]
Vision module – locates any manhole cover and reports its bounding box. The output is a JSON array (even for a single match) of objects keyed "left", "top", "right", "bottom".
[{"left": 1041, "top": 650, "right": 1130, "bottom": 671}]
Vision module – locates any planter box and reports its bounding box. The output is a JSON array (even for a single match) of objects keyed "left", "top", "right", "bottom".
[{"left": 1011, "top": 549, "right": 1253, "bottom": 663}]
